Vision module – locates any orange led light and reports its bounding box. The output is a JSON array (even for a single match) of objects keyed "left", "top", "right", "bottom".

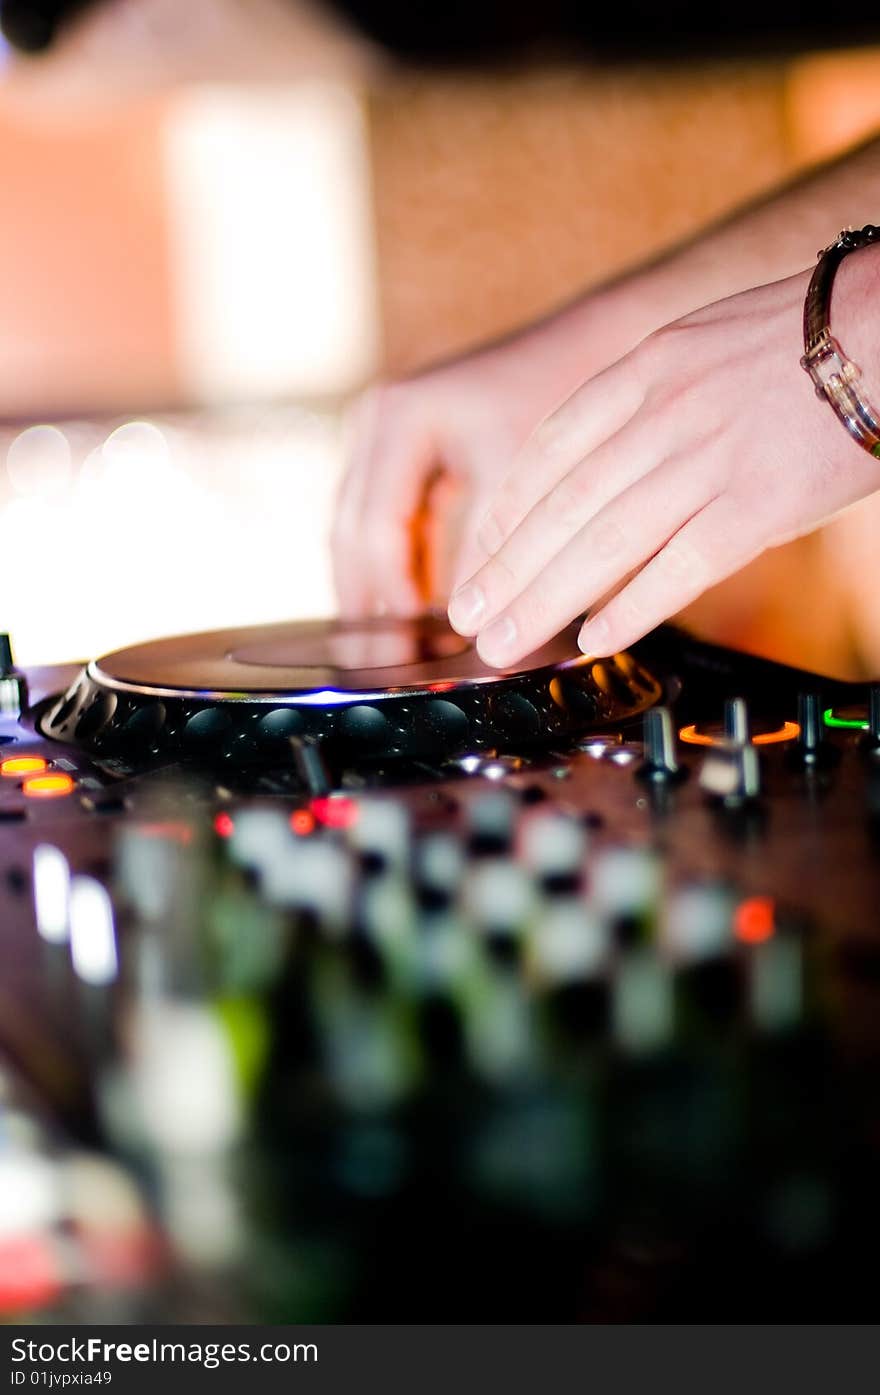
[
  {"left": 753, "top": 723, "right": 800, "bottom": 746},
  {"left": 22, "top": 773, "right": 75, "bottom": 799},
  {"left": 1, "top": 756, "right": 48, "bottom": 777},
  {"left": 679, "top": 722, "right": 800, "bottom": 748},
  {"left": 290, "top": 809, "right": 315, "bottom": 836},
  {"left": 734, "top": 896, "right": 776, "bottom": 944}
]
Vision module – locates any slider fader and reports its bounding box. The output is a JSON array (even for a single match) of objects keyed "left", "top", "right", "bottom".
[{"left": 0, "top": 616, "right": 879, "bottom": 1320}]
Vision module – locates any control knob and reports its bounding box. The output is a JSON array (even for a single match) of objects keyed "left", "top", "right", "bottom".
[{"left": 0, "top": 634, "right": 27, "bottom": 718}]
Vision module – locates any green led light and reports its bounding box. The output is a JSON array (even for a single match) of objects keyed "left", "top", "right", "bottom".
[{"left": 822, "top": 707, "right": 868, "bottom": 731}]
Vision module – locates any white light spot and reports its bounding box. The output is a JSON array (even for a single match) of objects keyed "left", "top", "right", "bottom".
[
  {"left": 101, "top": 421, "right": 172, "bottom": 483},
  {"left": 0, "top": 1152, "right": 59, "bottom": 1240},
  {"left": 69, "top": 876, "right": 118, "bottom": 986},
  {"left": 33, "top": 844, "right": 71, "bottom": 945},
  {"left": 6, "top": 425, "right": 72, "bottom": 499}
]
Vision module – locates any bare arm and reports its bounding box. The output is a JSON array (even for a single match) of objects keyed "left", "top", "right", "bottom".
[
  {"left": 543, "top": 133, "right": 880, "bottom": 364},
  {"left": 333, "top": 131, "right": 880, "bottom": 616}
]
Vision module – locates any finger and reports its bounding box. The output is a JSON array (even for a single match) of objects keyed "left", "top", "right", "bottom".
[
  {"left": 466, "top": 453, "right": 714, "bottom": 667},
  {"left": 576, "top": 496, "right": 758, "bottom": 657},
  {"left": 332, "top": 389, "right": 434, "bottom": 617},
  {"left": 471, "top": 356, "right": 645, "bottom": 563},
  {"left": 448, "top": 412, "right": 666, "bottom": 635},
  {"left": 449, "top": 483, "right": 501, "bottom": 592},
  {"left": 332, "top": 391, "right": 385, "bottom": 615}
]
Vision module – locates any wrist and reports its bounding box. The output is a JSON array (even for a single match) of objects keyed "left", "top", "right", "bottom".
[{"left": 830, "top": 240, "right": 880, "bottom": 408}]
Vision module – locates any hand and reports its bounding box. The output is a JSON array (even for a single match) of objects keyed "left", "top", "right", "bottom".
[
  {"left": 331, "top": 289, "right": 653, "bottom": 619},
  {"left": 331, "top": 340, "right": 561, "bottom": 618},
  {"left": 447, "top": 259, "right": 880, "bottom": 667}
]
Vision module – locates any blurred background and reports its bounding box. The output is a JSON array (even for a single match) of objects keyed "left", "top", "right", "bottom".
[{"left": 1, "top": 0, "right": 880, "bottom": 673}]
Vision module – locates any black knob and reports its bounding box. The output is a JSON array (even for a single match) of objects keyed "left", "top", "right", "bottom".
[
  {"left": 799, "top": 692, "right": 822, "bottom": 752},
  {"left": 723, "top": 697, "right": 750, "bottom": 745},
  {"left": 699, "top": 737, "right": 761, "bottom": 804},
  {"left": 290, "top": 735, "right": 332, "bottom": 796},
  {"left": 638, "top": 707, "right": 685, "bottom": 782},
  {"left": 0, "top": 633, "right": 27, "bottom": 718},
  {"left": 869, "top": 684, "right": 880, "bottom": 746},
  {"left": 788, "top": 691, "right": 838, "bottom": 769}
]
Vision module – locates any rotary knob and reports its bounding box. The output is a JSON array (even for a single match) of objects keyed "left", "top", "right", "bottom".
[
  {"left": 866, "top": 683, "right": 880, "bottom": 750},
  {"left": 790, "top": 691, "right": 838, "bottom": 768},
  {"left": 638, "top": 706, "right": 685, "bottom": 783},
  {"left": 699, "top": 699, "right": 761, "bottom": 805},
  {"left": 0, "top": 634, "right": 27, "bottom": 718}
]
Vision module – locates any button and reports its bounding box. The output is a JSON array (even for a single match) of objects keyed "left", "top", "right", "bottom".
[
  {"left": 612, "top": 950, "right": 675, "bottom": 1055},
  {"left": 184, "top": 708, "right": 232, "bottom": 745},
  {"left": 2, "top": 756, "right": 47, "bottom": 777},
  {"left": 23, "top": 773, "right": 75, "bottom": 799},
  {"left": 490, "top": 692, "right": 541, "bottom": 740},
  {"left": 339, "top": 704, "right": 392, "bottom": 752},
  {"left": 518, "top": 809, "right": 586, "bottom": 885},
  {"left": 466, "top": 791, "right": 516, "bottom": 855},
  {"left": 311, "top": 795, "right": 359, "bottom": 829},
  {"left": 80, "top": 792, "right": 128, "bottom": 813},
  {"left": 411, "top": 699, "right": 469, "bottom": 751},
  {"left": 348, "top": 798, "right": 410, "bottom": 871},
  {"left": 258, "top": 707, "right": 306, "bottom": 744},
  {"left": 733, "top": 895, "right": 776, "bottom": 944}
]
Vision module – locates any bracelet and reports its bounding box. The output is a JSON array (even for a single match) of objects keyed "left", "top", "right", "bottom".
[{"left": 800, "top": 224, "right": 880, "bottom": 460}]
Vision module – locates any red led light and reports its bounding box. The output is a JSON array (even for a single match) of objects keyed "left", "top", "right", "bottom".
[
  {"left": 310, "top": 796, "right": 359, "bottom": 829},
  {"left": 734, "top": 896, "right": 776, "bottom": 944},
  {"left": 0, "top": 1237, "right": 62, "bottom": 1314},
  {"left": 290, "top": 809, "right": 316, "bottom": 836},
  {"left": 22, "top": 773, "right": 75, "bottom": 799},
  {"left": 214, "top": 811, "right": 235, "bottom": 839},
  {"left": 1, "top": 756, "right": 48, "bottom": 777}
]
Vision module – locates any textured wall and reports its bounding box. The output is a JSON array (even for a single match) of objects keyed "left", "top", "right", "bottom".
[{"left": 368, "top": 61, "right": 796, "bottom": 374}]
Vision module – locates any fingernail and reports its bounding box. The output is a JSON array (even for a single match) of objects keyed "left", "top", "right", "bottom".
[
  {"left": 478, "top": 615, "right": 518, "bottom": 664},
  {"left": 448, "top": 582, "right": 486, "bottom": 632},
  {"left": 477, "top": 512, "right": 503, "bottom": 555},
  {"left": 578, "top": 613, "right": 610, "bottom": 656}
]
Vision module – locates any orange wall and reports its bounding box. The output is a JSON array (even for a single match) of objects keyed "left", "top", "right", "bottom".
[{"left": 0, "top": 98, "right": 177, "bottom": 417}]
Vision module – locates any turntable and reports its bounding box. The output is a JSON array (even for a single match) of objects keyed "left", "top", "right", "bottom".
[
  {"left": 7, "top": 615, "right": 880, "bottom": 1324},
  {"left": 37, "top": 614, "right": 662, "bottom": 773}
]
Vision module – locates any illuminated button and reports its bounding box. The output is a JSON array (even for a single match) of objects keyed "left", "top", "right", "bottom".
[
  {"left": 823, "top": 706, "right": 868, "bottom": 731},
  {"left": 311, "top": 796, "right": 359, "bottom": 829},
  {"left": 23, "top": 773, "right": 75, "bottom": 799},
  {"left": 734, "top": 895, "right": 776, "bottom": 944},
  {"left": 290, "top": 809, "right": 315, "bottom": 836},
  {"left": 1, "top": 756, "right": 48, "bottom": 777},
  {"left": 680, "top": 721, "right": 799, "bottom": 747},
  {"left": 213, "top": 811, "right": 235, "bottom": 839}
]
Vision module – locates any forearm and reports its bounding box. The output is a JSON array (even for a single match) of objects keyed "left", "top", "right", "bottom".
[{"left": 535, "top": 132, "right": 880, "bottom": 375}]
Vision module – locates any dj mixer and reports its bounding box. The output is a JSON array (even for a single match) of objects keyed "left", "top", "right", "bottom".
[{"left": 1, "top": 615, "right": 880, "bottom": 1321}]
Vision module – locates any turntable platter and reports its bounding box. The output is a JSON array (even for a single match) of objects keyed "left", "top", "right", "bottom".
[
  {"left": 38, "top": 616, "right": 662, "bottom": 774},
  {"left": 85, "top": 613, "right": 590, "bottom": 695}
]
